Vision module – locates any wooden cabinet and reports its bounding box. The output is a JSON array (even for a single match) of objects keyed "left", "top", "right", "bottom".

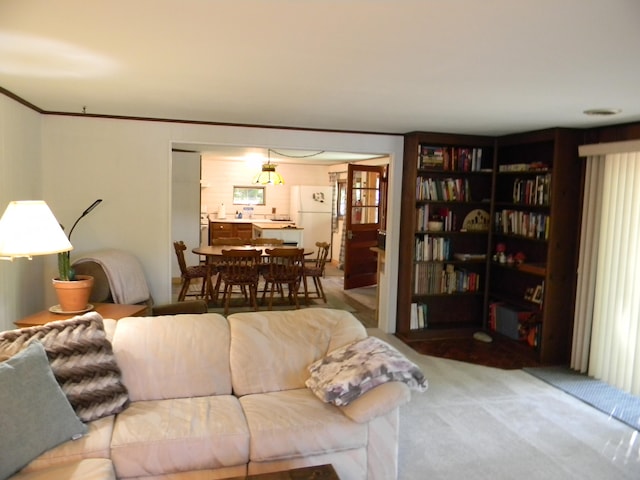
[
  {"left": 397, "top": 132, "right": 495, "bottom": 335},
  {"left": 488, "top": 128, "right": 582, "bottom": 364},
  {"left": 209, "top": 221, "right": 253, "bottom": 243},
  {"left": 397, "top": 128, "right": 583, "bottom": 365}
]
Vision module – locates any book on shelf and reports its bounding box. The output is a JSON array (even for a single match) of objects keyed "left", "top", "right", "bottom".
[
  {"left": 511, "top": 174, "right": 551, "bottom": 206},
  {"left": 416, "top": 177, "right": 472, "bottom": 202},
  {"left": 499, "top": 162, "right": 550, "bottom": 173},
  {"left": 416, "top": 205, "right": 458, "bottom": 232},
  {"left": 413, "top": 262, "right": 481, "bottom": 295},
  {"left": 414, "top": 235, "right": 450, "bottom": 261},
  {"left": 418, "top": 145, "right": 485, "bottom": 172},
  {"left": 410, "top": 303, "right": 428, "bottom": 330},
  {"left": 494, "top": 210, "right": 549, "bottom": 239},
  {"left": 410, "top": 303, "right": 419, "bottom": 330}
]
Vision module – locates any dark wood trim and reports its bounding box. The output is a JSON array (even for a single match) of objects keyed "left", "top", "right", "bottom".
[
  {"left": 0, "top": 86, "right": 402, "bottom": 137},
  {"left": 0, "top": 86, "right": 44, "bottom": 113}
]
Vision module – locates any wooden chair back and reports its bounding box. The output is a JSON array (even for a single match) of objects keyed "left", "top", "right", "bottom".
[
  {"left": 219, "top": 249, "right": 262, "bottom": 314},
  {"left": 173, "top": 241, "right": 189, "bottom": 276},
  {"left": 219, "top": 249, "right": 261, "bottom": 283},
  {"left": 307, "top": 241, "right": 330, "bottom": 271},
  {"left": 264, "top": 248, "right": 305, "bottom": 282}
]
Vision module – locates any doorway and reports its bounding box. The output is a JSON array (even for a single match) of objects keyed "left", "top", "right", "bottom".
[{"left": 172, "top": 139, "right": 403, "bottom": 332}]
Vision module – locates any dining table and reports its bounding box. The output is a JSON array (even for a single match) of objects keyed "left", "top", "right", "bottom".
[{"left": 192, "top": 244, "right": 313, "bottom": 259}]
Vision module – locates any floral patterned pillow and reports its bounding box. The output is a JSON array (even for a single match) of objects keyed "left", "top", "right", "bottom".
[{"left": 306, "top": 336, "right": 428, "bottom": 406}]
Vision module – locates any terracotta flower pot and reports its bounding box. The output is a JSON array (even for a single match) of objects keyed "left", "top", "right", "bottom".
[{"left": 52, "top": 275, "right": 94, "bottom": 312}]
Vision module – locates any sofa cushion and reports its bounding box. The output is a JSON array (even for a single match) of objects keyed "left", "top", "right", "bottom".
[
  {"left": 110, "top": 396, "right": 249, "bottom": 478},
  {"left": 111, "top": 313, "right": 232, "bottom": 401},
  {"left": 228, "top": 309, "right": 367, "bottom": 396},
  {"left": 0, "top": 312, "right": 130, "bottom": 422},
  {"left": 239, "top": 388, "right": 367, "bottom": 462},
  {"left": 20, "top": 415, "right": 114, "bottom": 473},
  {"left": 0, "top": 342, "right": 87, "bottom": 480},
  {"left": 306, "top": 336, "right": 428, "bottom": 406},
  {"left": 8, "top": 459, "right": 116, "bottom": 480}
]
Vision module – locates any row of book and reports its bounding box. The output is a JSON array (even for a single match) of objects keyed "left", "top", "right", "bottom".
[
  {"left": 498, "top": 162, "right": 549, "bottom": 172},
  {"left": 418, "top": 145, "right": 486, "bottom": 172},
  {"left": 410, "top": 303, "right": 428, "bottom": 330},
  {"left": 494, "top": 210, "right": 550, "bottom": 240},
  {"left": 413, "top": 263, "right": 481, "bottom": 295},
  {"left": 415, "top": 235, "right": 450, "bottom": 261},
  {"left": 511, "top": 174, "right": 551, "bottom": 205},
  {"left": 416, "top": 176, "right": 472, "bottom": 202},
  {"left": 416, "top": 206, "right": 457, "bottom": 232}
]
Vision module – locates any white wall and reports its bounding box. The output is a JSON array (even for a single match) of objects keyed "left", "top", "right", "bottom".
[
  {"left": 0, "top": 96, "right": 44, "bottom": 332},
  {"left": 2, "top": 102, "right": 404, "bottom": 333},
  {"left": 171, "top": 151, "right": 201, "bottom": 277},
  {"left": 200, "top": 157, "right": 331, "bottom": 220}
]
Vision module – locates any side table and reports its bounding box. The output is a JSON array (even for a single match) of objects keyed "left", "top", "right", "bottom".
[{"left": 14, "top": 303, "right": 148, "bottom": 328}]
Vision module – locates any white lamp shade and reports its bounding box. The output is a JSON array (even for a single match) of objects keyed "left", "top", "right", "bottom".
[{"left": 0, "top": 201, "right": 73, "bottom": 259}]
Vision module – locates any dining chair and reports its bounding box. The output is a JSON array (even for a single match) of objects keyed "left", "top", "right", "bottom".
[
  {"left": 261, "top": 248, "right": 305, "bottom": 310},
  {"left": 250, "top": 238, "right": 284, "bottom": 245},
  {"left": 301, "top": 241, "right": 331, "bottom": 304},
  {"left": 173, "top": 241, "right": 214, "bottom": 302},
  {"left": 218, "top": 249, "right": 261, "bottom": 315}
]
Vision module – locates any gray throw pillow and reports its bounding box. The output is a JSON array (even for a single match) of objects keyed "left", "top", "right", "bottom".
[{"left": 0, "top": 341, "right": 87, "bottom": 479}]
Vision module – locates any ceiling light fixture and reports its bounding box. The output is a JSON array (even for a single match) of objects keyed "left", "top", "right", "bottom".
[
  {"left": 583, "top": 108, "right": 622, "bottom": 116},
  {"left": 253, "top": 149, "right": 285, "bottom": 185}
]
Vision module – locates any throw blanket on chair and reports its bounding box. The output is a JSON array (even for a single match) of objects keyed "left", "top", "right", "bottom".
[{"left": 73, "top": 250, "right": 150, "bottom": 304}]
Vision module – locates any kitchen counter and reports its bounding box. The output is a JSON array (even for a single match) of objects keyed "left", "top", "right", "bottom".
[
  {"left": 251, "top": 222, "right": 302, "bottom": 230},
  {"left": 210, "top": 218, "right": 293, "bottom": 224},
  {"left": 252, "top": 222, "right": 304, "bottom": 246}
]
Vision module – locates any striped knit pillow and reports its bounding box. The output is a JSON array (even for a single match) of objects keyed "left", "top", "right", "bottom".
[{"left": 0, "top": 312, "right": 129, "bottom": 422}]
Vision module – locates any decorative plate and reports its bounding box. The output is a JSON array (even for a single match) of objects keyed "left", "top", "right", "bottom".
[
  {"left": 49, "top": 304, "right": 94, "bottom": 315},
  {"left": 462, "top": 209, "right": 490, "bottom": 232}
]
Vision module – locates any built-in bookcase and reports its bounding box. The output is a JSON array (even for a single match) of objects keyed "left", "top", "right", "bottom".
[
  {"left": 397, "top": 129, "right": 583, "bottom": 365},
  {"left": 488, "top": 128, "right": 582, "bottom": 364},
  {"left": 397, "top": 132, "right": 495, "bottom": 333}
]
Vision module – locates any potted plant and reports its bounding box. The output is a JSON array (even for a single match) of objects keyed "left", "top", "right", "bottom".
[{"left": 51, "top": 200, "right": 102, "bottom": 312}]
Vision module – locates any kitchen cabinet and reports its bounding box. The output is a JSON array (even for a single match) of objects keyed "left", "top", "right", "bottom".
[{"left": 209, "top": 221, "right": 253, "bottom": 243}]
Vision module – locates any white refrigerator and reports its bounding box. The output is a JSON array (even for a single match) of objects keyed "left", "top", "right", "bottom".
[{"left": 290, "top": 185, "right": 333, "bottom": 253}]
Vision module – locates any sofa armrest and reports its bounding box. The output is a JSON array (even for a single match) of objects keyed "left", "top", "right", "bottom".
[{"left": 337, "top": 382, "right": 411, "bottom": 423}]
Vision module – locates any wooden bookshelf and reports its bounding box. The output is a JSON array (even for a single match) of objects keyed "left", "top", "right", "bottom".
[
  {"left": 397, "top": 132, "right": 495, "bottom": 336},
  {"left": 397, "top": 128, "right": 583, "bottom": 365}
]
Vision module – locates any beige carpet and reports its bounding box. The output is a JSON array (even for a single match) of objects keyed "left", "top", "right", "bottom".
[{"left": 370, "top": 329, "right": 640, "bottom": 480}]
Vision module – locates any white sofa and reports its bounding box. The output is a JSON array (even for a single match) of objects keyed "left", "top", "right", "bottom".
[{"left": 7, "top": 308, "right": 420, "bottom": 480}]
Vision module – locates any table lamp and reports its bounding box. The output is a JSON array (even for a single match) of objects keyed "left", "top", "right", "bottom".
[{"left": 0, "top": 200, "right": 72, "bottom": 261}]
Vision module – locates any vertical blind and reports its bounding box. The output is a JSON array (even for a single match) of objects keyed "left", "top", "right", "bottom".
[{"left": 573, "top": 143, "right": 640, "bottom": 395}]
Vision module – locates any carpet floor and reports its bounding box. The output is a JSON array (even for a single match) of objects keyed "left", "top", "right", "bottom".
[{"left": 524, "top": 366, "right": 640, "bottom": 431}]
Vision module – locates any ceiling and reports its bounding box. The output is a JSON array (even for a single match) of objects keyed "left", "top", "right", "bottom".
[{"left": 2, "top": 0, "right": 640, "bottom": 142}]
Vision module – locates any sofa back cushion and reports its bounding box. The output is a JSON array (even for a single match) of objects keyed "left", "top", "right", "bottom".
[
  {"left": 228, "top": 309, "right": 366, "bottom": 396},
  {"left": 112, "top": 313, "right": 231, "bottom": 401}
]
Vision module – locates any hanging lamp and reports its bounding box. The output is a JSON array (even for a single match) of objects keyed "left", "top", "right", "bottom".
[{"left": 253, "top": 149, "right": 285, "bottom": 185}]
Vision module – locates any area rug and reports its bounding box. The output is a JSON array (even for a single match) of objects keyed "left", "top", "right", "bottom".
[
  {"left": 403, "top": 333, "right": 541, "bottom": 370},
  {"left": 524, "top": 366, "right": 640, "bottom": 431}
]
